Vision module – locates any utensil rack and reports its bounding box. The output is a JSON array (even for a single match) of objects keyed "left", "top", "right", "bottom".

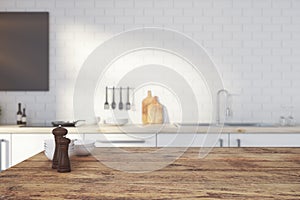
[
  {"left": 106, "top": 87, "right": 134, "bottom": 90},
  {"left": 104, "top": 86, "right": 134, "bottom": 110}
]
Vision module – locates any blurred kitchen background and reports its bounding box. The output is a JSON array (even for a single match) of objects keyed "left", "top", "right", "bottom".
[{"left": 0, "top": 0, "right": 299, "bottom": 125}]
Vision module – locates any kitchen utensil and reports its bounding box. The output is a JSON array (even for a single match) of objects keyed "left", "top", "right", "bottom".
[
  {"left": 286, "top": 106, "right": 295, "bottom": 126},
  {"left": 119, "top": 87, "right": 123, "bottom": 110},
  {"left": 57, "top": 137, "right": 71, "bottom": 173},
  {"left": 51, "top": 126, "right": 68, "bottom": 169},
  {"left": 74, "top": 140, "right": 95, "bottom": 156},
  {"left": 147, "top": 96, "right": 163, "bottom": 124},
  {"left": 111, "top": 87, "right": 116, "bottom": 109},
  {"left": 51, "top": 120, "right": 85, "bottom": 127},
  {"left": 142, "top": 90, "right": 153, "bottom": 124},
  {"left": 104, "top": 86, "right": 109, "bottom": 109},
  {"left": 126, "top": 87, "right": 131, "bottom": 110},
  {"left": 279, "top": 116, "right": 286, "bottom": 126},
  {"left": 104, "top": 118, "right": 128, "bottom": 126},
  {"left": 131, "top": 90, "right": 136, "bottom": 111},
  {"left": 44, "top": 139, "right": 75, "bottom": 160}
]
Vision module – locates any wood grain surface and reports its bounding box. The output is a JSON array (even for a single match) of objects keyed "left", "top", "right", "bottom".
[{"left": 0, "top": 148, "right": 300, "bottom": 200}]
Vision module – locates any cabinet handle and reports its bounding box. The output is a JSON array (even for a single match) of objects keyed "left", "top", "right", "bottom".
[
  {"left": 0, "top": 139, "right": 4, "bottom": 172},
  {"left": 237, "top": 139, "right": 241, "bottom": 147},
  {"left": 219, "top": 139, "right": 223, "bottom": 147},
  {"left": 0, "top": 139, "right": 2, "bottom": 172},
  {"left": 0, "top": 139, "right": 9, "bottom": 172}
]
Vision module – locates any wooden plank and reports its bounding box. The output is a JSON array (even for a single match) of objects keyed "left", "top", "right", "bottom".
[{"left": 0, "top": 148, "right": 299, "bottom": 200}]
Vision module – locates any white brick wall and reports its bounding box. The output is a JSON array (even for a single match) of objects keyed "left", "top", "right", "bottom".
[{"left": 0, "top": 0, "right": 300, "bottom": 124}]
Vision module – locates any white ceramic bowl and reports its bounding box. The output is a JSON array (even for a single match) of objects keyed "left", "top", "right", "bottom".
[
  {"left": 44, "top": 139, "right": 75, "bottom": 160},
  {"left": 74, "top": 140, "right": 95, "bottom": 156},
  {"left": 104, "top": 118, "right": 128, "bottom": 126}
]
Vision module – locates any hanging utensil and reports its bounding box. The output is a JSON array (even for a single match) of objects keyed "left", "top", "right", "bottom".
[
  {"left": 111, "top": 87, "right": 116, "bottom": 109},
  {"left": 131, "top": 88, "right": 136, "bottom": 111},
  {"left": 119, "top": 87, "right": 123, "bottom": 110},
  {"left": 126, "top": 86, "right": 131, "bottom": 110},
  {"left": 104, "top": 86, "right": 109, "bottom": 109}
]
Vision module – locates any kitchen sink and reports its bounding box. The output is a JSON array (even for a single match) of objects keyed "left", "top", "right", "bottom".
[
  {"left": 225, "top": 123, "right": 277, "bottom": 127},
  {"left": 224, "top": 122, "right": 259, "bottom": 127}
]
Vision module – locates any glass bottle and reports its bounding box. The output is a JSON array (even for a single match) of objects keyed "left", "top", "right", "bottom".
[
  {"left": 17, "top": 103, "right": 22, "bottom": 125},
  {"left": 21, "top": 108, "right": 27, "bottom": 125}
]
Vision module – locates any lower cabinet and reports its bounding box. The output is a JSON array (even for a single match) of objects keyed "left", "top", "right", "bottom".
[
  {"left": 0, "top": 134, "right": 11, "bottom": 171},
  {"left": 230, "top": 133, "right": 300, "bottom": 147},
  {"left": 84, "top": 133, "right": 156, "bottom": 147},
  {"left": 2, "top": 131, "right": 300, "bottom": 171},
  {"left": 11, "top": 134, "right": 51, "bottom": 167},
  {"left": 11, "top": 133, "right": 81, "bottom": 167},
  {"left": 157, "top": 133, "right": 229, "bottom": 147},
  {"left": 158, "top": 133, "right": 300, "bottom": 147}
]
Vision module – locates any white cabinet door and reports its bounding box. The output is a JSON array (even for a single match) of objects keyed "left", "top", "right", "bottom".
[
  {"left": 84, "top": 133, "right": 156, "bottom": 147},
  {"left": 11, "top": 133, "right": 81, "bottom": 166},
  {"left": 11, "top": 134, "right": 51, "bottom": 166},
  {"left": 230, "top": 133, "right": 300, "bottom": 147},
  {"left": 0, "top": 134, "right": 11, "bottom": 171},
  {"left": 157, "top": 133, "right": 229, "bottom": 147}
]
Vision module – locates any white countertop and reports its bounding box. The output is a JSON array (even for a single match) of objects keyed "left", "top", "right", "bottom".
[{"left": 0, "top": 124, "right": 300, "bottom": 134}]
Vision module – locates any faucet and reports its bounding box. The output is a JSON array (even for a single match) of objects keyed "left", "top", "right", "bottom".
[{"left": 216, "top": 89, "right": 231, "bottom": 125}]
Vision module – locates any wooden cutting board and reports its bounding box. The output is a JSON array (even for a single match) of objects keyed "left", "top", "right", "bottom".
[
  {"left": 147, "top": 96, "right": 163, "bottom": 124},
  {"left": 142, "top": 91, "right": 153, "bottom": 124}
]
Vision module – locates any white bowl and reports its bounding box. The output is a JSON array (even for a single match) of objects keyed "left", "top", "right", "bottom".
[
  {"left": 74, "top": 140, "right": 95, "bottom": 156},
  {"left": 104, "top": 118, "right": 128, "bottom": 126},
  {"left": 44, "top": 139, "right": 75, "bottom": 160}
]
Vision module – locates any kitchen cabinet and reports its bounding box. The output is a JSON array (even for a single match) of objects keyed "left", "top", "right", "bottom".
[
  {"left": 11, "top": 133, "right": 81, "bottom": 167},
  {"left": 157, "top": 133, "right": 229, "bottom": 147},
  {"left": 229, "top": 133, "right": 300, "bottom": 147},
  {"left": 11, "top": 134, "right": 51, "bottom": 166},
  {"left": 157, "top": 132, "right": 300, "bottom": 147},
  {"left": 1, "top": 126, "right": 300, "bottom": 171},
  {"left": 84, "top": 133, "right": 156, "bottom": 147},
  {"left": 0, "top": 133, "right": 11, "bottom": 171}
]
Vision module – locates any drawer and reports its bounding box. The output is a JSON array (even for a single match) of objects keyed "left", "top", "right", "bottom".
[
  {"left": 157, "top": 133, "right": 228, "bottom": 147},
  {"left": 230, "top": 133, "right": 300, "bottom": 147},
  {"left": 84, "top": 133, "right": 156, "bottom": 147}
]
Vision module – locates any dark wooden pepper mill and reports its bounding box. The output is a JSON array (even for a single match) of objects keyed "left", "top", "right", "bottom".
[
  {"left": 57, "top": 137, "right": 71, "bottom": 173},
  {"left": 52, "top": 126, "right": 68, "bottom": 169}
]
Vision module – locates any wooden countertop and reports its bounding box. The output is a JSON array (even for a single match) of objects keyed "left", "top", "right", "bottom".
[
  {"left": 1, "top": 124, "right": 300, "bottom": 134},
  {"left": 0, "top": 147, "right": 299, "bottom": 199}
]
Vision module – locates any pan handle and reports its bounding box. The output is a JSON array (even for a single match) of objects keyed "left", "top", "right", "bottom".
[{"left": 73, "top": 120, "right": 86, "bottom": 124}]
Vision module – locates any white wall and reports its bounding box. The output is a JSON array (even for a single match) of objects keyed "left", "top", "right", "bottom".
[{"left": 0, "top": 0, "right": 299, "bottom": 124}]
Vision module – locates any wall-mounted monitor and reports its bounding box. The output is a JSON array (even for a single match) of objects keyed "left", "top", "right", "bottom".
[{"left": 0, "top": 12, "right": 49, "bottom": 91}]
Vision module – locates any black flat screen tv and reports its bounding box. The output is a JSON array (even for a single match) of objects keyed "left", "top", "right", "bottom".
[{"left": 0, "top": 12, "right": 49, "bottom": 91}]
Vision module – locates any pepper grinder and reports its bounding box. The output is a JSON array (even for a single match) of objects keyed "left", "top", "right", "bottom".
[
  {"left": 57, "top": 137, "right": 71, "bottom": 173},
  {"left": 52, "top": 126, "right": 68, "bottom": 169}
]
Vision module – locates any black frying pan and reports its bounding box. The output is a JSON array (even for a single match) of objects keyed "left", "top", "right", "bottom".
[{"left": 51, "top": 120, "right": 85, "bottom": 127}]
